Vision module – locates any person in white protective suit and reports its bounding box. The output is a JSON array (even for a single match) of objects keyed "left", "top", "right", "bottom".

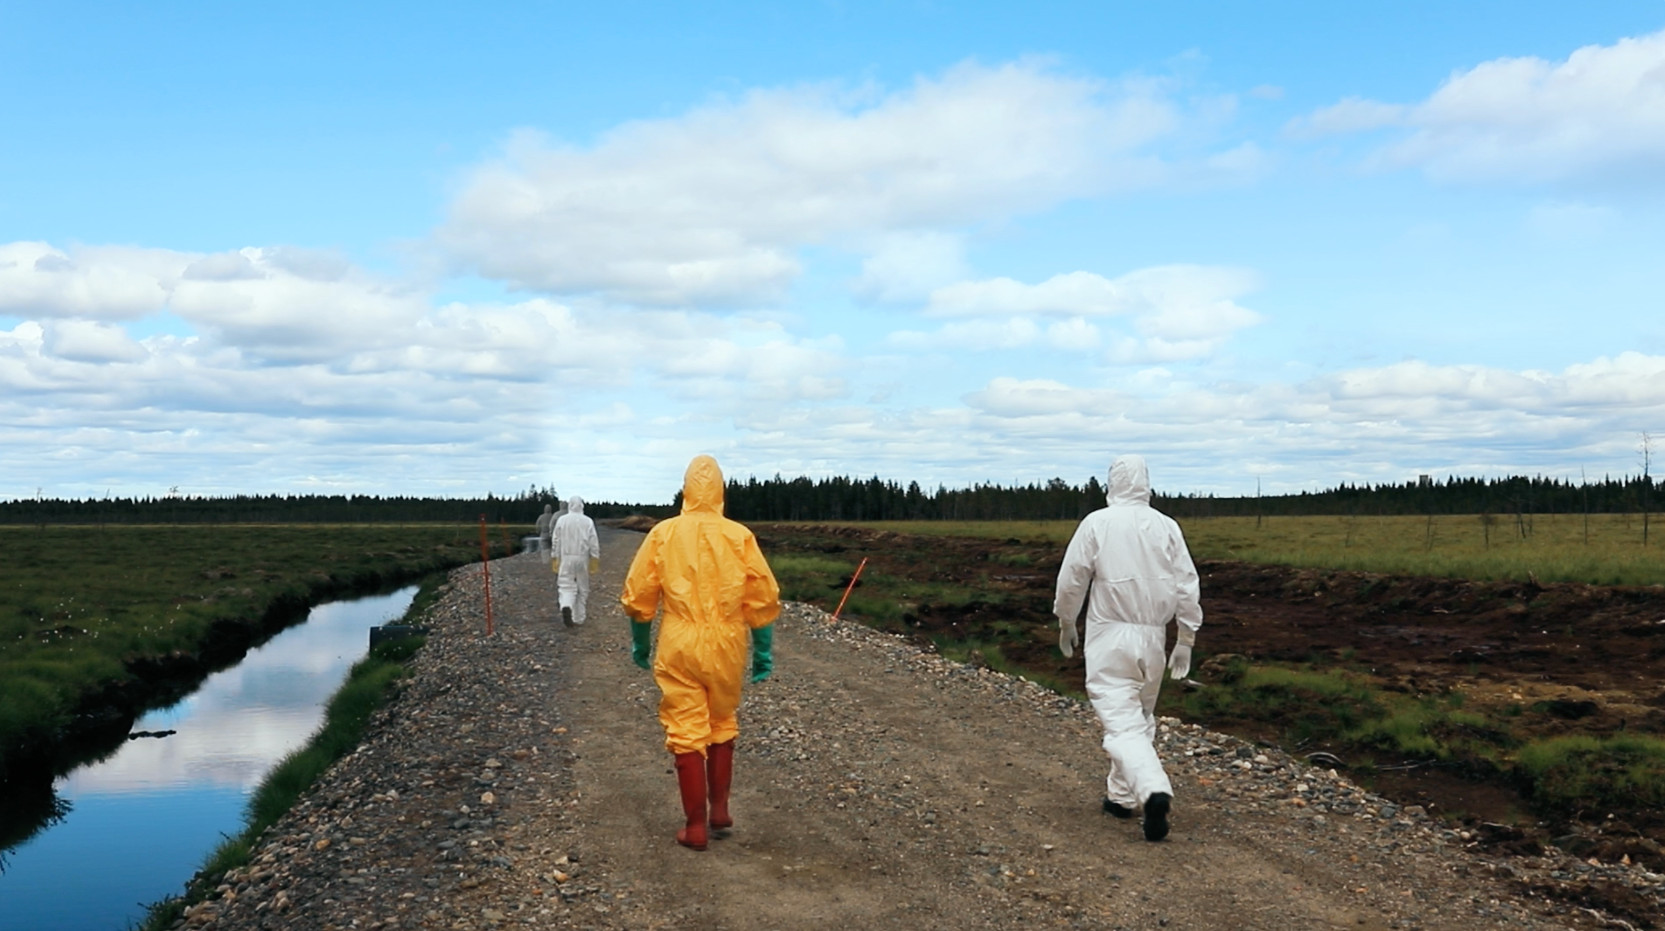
[
  {"left": 1053, "top": 454, "right": 1201, "bottom": 842},
  {"left": 553, "top": 496, "right": 601, "bottom": 627},
  {"left": 536, "top": 504, "right": 556, "bottom": 558}
]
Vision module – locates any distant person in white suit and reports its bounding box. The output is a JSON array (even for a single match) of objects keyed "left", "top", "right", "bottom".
[
  {"left": 1054, "top": 454, "right": 1202, "bottom": 842},
  {"left": 535, "top": 503, "right": 556, "bottom": 558},
  {"left": 553, "top": 496, "right": 601, "bottom": 626}
]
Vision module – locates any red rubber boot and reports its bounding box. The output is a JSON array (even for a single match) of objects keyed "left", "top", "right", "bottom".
[
  {"left": 707, "top": 740, "right": 735, "bottom": 834},
  {"left": 673, "top": 752, "right": 708, "bottom": 850}
]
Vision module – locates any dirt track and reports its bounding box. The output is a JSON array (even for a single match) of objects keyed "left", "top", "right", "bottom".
[{"left": 187, "top": 529, "right": 1654, "bottom": 931}]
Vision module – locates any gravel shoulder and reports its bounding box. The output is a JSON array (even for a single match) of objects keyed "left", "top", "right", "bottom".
[{"left": 190, "top": 529, "right": 1659, "bottom": 931}]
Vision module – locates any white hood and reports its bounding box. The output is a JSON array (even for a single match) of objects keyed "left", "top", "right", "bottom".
[
  {"left": 566, "top": 496, "right": 585, "bottom": 515},
  {"left": 1107, "top": 455, "right": 1151, "bottom": 507}
]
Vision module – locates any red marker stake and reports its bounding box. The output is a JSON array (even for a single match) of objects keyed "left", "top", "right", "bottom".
[
  {"left": 478, "top": 514, "right": 494, "bottom": 636},
  {"left": 831, "top": 557, "right": 868, "bottom": 621}
]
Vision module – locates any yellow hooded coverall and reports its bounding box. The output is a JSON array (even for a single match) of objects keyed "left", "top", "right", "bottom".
[{"left": 621, "top": 455, "right": 781, "bottom": 756}]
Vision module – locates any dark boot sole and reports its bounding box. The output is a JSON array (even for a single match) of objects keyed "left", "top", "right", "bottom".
[
  {"left": 1102, "top": 798, "right": 1134, "bottom": 819},
  {"left": 561, "top": 607, "right": 574, "bottom": 627},
  {"left": 1143, "top": 792, "right": 1171, "bottom": 841}
]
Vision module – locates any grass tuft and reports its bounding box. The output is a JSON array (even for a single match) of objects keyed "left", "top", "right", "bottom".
[{"left": 1516, "top": 734, "right": 1665, "bottom": 814}]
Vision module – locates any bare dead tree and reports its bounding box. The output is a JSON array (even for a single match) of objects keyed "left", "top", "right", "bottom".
[
  {"left": 1644, "top": 432, "right": 1654, "bottom": 547},
  {"left": 1580, "top": 465, "right": 1589, "bottom": 546}
]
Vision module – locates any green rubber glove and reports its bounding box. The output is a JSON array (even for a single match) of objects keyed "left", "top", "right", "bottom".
[
  {"left": 749, "top": 624, "right": 775, "bottom": 683},
  {"left": 588, "top": 556, "right": 600, "bottom": 575},
  {"left": 630, "top": 620, "right": 652, "bottom": 670}
]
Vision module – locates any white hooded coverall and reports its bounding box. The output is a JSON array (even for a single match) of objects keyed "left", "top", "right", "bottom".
[
  {"left": 1053, "top": 455, "right": 1202, "bottom": 809},
  {"left": 554, "top": 496, "right": 601, "bottom": 625},
  {"left": 536, "top": 504, "right": 555, "bottom": 558}
]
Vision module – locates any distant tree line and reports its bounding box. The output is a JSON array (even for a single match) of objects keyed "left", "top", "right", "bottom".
[
  {"left": 1, "top": 472, "right": 1654, "bottom": 525},
  {"left": 702, "top": 475, "right": 1105, "bottom": 521},
  {"left": 1154, "top": 473, "right": 1655, "bottom": 520},
  {"left": 0, "top": 488, "right": 670, "bottom": 526},
  {"left": 699, "top": 472, "right": 1660, "bottom": 523}
]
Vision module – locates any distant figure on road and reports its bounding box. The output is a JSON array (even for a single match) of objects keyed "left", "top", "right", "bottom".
[
  {"left": 553, "top": 496, "right": 600, "bottom": 627},
  {"left": 535, "top": 503, "right": 556, "bottom": 558},
  {"left": 621, "top": 455, "right": 780, "bottom": 851},
  {"left": 1053, "top": 454, "right": 1202, "bottom": 842}
]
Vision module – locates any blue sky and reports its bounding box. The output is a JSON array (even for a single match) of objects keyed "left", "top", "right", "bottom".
[{"left": 3, "top": 2, "right": 1663, "bottom": 503}]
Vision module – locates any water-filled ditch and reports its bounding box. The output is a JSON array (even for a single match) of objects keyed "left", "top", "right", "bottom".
[{"left": 0, "top": 585, "right": 419, "bottom": 931}]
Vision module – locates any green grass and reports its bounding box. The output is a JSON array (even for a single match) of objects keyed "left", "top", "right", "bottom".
[
  {"left": 1516, "top": 734, "right": 1665, "bottom": 815},
  {"left": 137, "top": 623, "right": 430, "bottom": 931},
  {"left": 1166, "top": 665, "right": 1389, "bottom": 749},
  {"left": 769, "top": 550, "right": 996, "bottom": 631},
  {"left": 856, "top": 512, "right": 1665, "bottom": 586},
  {"left": 769, "top": 553, "right": 859, "bottom": 602},
  {"left": 0, "top": 523, "right": 510, "bottom": 779},
  {"left": 1163, "top": 663, "right": 1518, "bottom": 764},
  {"left": 1181, "top": 513, "right": 1665, "bottom": 586},
  {"left": 1160, "top": 659, "right": 1665, "bottom": 819}
]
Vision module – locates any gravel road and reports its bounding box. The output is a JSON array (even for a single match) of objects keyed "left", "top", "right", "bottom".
[{"left": 184, "top": 528, "right": 1662, "bottom": 931}]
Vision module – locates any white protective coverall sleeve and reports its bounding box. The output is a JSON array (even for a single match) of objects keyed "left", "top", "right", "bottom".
[{"left": 1052, "top": 455, "right": 1202, "bottom": 808}]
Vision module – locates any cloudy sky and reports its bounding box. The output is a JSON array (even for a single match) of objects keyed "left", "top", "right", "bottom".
[{"left": 3, "top": 2, "right": 1663, "bottom": 503}]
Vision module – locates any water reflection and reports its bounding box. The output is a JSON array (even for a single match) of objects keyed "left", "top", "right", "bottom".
[{"left": 0, "top": 585, "right": 418, "bottom": 931}]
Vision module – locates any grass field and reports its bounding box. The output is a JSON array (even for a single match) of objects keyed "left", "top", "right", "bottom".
[
  {"left": 0, "top": 523, "right": 516, "bottom": 779},
  {"left": 848, "top": 512, "right": 1665, "bottom": 586}
]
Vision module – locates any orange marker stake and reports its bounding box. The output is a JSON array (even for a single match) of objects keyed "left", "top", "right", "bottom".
[
  {"left": 830, "top": 556, "right": 868, "bottom": 621},
  {"left": 478, "top": 514, "right": 494, "bottom": 636}
]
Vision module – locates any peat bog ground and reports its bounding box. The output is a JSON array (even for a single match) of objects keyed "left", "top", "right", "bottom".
[{"left": 753, "top": 522, "right": 1665, "bottom": 872}]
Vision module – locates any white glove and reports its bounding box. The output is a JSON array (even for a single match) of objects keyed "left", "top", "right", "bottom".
[
  {"left": 1167, "top": 643, "right": 1192, "bottom": 680},
  {"left": 1058, "top": 617, "right": 1079, "bottom": 658}
]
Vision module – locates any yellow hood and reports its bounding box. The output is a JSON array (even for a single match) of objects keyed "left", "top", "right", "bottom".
[{"left": 681, "top": 455, "right": 725, "bottom": 515}]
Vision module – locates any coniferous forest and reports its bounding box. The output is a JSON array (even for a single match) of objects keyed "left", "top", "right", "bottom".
[{"left": 4, "top": 472, "right": 1652, "bottom": 525}]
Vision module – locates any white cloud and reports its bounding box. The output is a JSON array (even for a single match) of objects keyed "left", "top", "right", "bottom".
[
  {"left": 0, "top": 239, "right": 870, "bottom": 499},
  {"left": 927, "top": 270, "right": 1128, "bottom": 317},
  {"left": 42, "top": 319, "right": 149, "bottom": 363},
  {"left": 850, "top": 231, "right": 969, "bottom": 303},
  {"left": 1294, "top": 29, "right": 1665, "bottom": 182},
  {"left": 169, "top": 249, "right": 430, "bottom": 364},
  {"left": 1287, "top": 97, "right": 1408, "bottom": 137},
  {"left": 0, "top": 242, "right": 186, "bottom": 320},
  {"left": 0, "top": 243, "right": 435, "bottom": 365},
  {"left": 437, "top": 59, "right": 1257, "bottom": 307},
  {"left": 182, "top": 250, "right": 267, "bottom": 282},
  {"left": 888, "top": 316, "right": 1042, "bottom": 352},
  {"left": 945, "top": 353, "right": 1665, "bottom": 492},
  {"left": 1046, "top": 317, "right": 1101, "bottom": 350},
  {"left": 918, "top": 264, "right": 1261, "bottom": 361}
]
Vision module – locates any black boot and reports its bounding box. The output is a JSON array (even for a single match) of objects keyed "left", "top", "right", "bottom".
[
  {"left": 1102, "top": 798, "right": 1134, "bottom": 819},
  {"left": 1143, "top": 792, "right": 1171, "bottom": 841}
]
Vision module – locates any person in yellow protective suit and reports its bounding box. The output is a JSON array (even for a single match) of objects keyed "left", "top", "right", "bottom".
[{"left": 620, "top": 455, "right": 780, "bottom": 851}]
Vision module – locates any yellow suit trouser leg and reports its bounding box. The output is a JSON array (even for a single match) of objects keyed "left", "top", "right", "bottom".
[{"left": 655, "top": 661, "right": 742, "bottom": 756}]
